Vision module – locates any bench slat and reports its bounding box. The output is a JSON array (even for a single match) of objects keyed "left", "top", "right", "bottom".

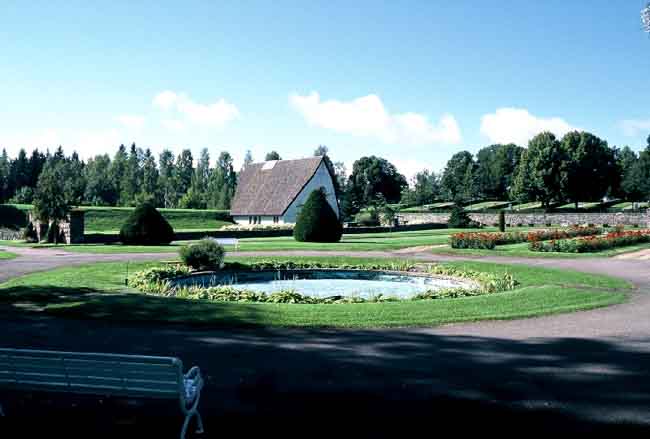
[
  {"left": 0, "top": 349, "right": 188, "bottom": 401},
  {"left": 0, "top": 349, "right": 179, "bottom": 366}
]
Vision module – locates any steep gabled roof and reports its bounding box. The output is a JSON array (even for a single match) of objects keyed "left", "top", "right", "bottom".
[{"left": 230, "top": 156, "right": 325, "bottom": 216}]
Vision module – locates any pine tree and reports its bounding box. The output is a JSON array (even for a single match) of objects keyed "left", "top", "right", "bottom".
[
  {"left": 174, "top": 149, "right": 194, "bottom": 199},
  {"left": 158, "top": 149, "right": 176, "bottom": 207},
  {"left": 120, "top": 143, "right": 143, "bottom": 206},
  {"left": 207, "top": 151, "right": 236, "bottom": 209},
  {"left": 0, "top": 149, "right": 9, "bottom": 203},
  {"left": 139, "top": 148, "right": 159, "bottom": 204},
  {"left": 110, "top": 144, "right": 128, "bottom": 203}
]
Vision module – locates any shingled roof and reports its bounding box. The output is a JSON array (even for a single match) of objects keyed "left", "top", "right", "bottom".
[{"left": 230, "top": 156, "right": 326, "bottom": 216}]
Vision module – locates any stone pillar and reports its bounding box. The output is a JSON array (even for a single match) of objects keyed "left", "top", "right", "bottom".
[
  {"left": 27, "top": 210, "right": 85, "bottom": 244},
  {"left": 68, "top": 210, "right": 85, "bottom": 244}
]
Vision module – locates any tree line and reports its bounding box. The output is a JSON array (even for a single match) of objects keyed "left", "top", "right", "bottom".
[
  {"left": 0, "top": 144, "right": 261, "bottom": 209},
  {"left": 1, "top": 129, "right": 649, "bottom": 222},
  {"left": 400, "top": 131, "right": 650, "bottom": 210}
]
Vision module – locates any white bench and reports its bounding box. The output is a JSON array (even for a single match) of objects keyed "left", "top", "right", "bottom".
[
  {"left": 210, "top": 237, "right": 239, "bottom": 250},
  {"left": 0, "top": 348, "right": 205, "bottom": 439}
]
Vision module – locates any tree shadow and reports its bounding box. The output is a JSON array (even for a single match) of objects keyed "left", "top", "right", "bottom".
[
  {"left": 0, "top": 285, "right": 264, "bottom": 328},
  {"left": 2, "top": 315, "right": 650, "bottom": 436}
]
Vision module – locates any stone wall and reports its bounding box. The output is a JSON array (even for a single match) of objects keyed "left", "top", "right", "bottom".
[
  {"left": 398, "top": 212, "right": 650, "bottom": 227},
  {"left": 29, "top": 210, "right": 85, "bottom": 244}
]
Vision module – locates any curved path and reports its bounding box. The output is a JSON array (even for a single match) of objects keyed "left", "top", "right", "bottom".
[{"left": 2, "top": 244, "right": 650, "bottom": 433}]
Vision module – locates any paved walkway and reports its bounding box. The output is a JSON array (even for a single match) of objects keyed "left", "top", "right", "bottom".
[{"left": 2, "top": 245, "right": 650, "bottom": 434}]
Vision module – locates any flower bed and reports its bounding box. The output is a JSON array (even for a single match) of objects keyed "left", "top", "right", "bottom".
[
  {"left": 529, "top": 230, "right": 650, "bottom": 253},
  {"left": 127, "top": 260, "right": 518, "bottom": 304},
  {"left": 450, "top": 226, "right": 602, "bottom": 250},
  {"left": 219, "top": 223, "right": 293, "bottom": 232}
]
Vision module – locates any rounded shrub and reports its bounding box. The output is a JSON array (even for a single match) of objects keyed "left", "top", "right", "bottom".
[
  {"left": 293, "top": 188, "right": 342, "bottom": 242},
  {"left": 0, "top": 205, "right": 28, "bottom": 230},
  {"left": 180, "top": 239, "right": 225, "bottom": 271},
  {"left": 448, "top": 205, "right": 478, "bottom": 229},
  {"left": 354, "top": 211, "right": 380, "bottom": 227},
  {"left": 119, "top": 202, "right": 175, "bottom": 245}
]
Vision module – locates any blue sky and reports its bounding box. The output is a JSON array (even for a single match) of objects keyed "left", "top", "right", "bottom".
[{"left": 1, "top": 0, "right": 649, "bottom": 177}]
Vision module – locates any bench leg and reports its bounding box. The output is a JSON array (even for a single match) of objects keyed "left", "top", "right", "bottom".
[
  {"left": 180, "top": 410, "right": 203, "bottom": 439},
  {"left": 196, "top": 411, "right": 204, "bottom": 434},
  {"left": 180, "top": 414, "right": 190, "bottom": 439}
]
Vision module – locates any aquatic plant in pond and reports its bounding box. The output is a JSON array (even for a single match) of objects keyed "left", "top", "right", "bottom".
[{"left": 128, "top": 261, "right": 518, "bottom": 304}]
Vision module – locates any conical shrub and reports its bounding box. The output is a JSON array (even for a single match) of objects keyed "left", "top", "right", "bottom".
[
  {"left": 119, "top": 202, "right": 175, "bottom": 245},
  {"left": 293, "top": 188, "right": 342, "bottom": 242}
]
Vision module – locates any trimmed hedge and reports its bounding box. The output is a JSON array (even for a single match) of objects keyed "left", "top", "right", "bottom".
[
  {"left": 293, "top": 188, "right": 342, "bottom": 242},
  {"left": 0, "top": 205, "right": 28, "bottom": 230},
  {"left": 119, "top": 203, "right": 175, "bottom": 245},
  {"left": 179, "top": 239, "right": 225, "bottom": 270}
]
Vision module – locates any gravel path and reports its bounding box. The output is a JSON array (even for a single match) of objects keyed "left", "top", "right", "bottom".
[{"left": 2, "top": 244, "right": 650, "bottom": 433}]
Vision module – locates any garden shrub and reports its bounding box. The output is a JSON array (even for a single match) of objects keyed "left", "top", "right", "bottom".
[
  {"left": 448, "top": 206, "right": 478, "bottom": 228},
  {"left": 119, "top": 202, "right": 175, "bottom": 245},
  {"left": 498, "top": 210, "right": 505, "bottom": 232},
  {"left": 22, "top": 222, "right": 37, "bottom": 242},
  {"left": 293, "top": 188, "right": 342, "bottom": 242},
  {"left": 354, "top": 211, "right": 380, "bottom": 227},
  {"left": 0, "top": 205, "right": 28, "bottom": 230},
  {"left": 179, "top": 239, "right": 225, "bottom": 271}
]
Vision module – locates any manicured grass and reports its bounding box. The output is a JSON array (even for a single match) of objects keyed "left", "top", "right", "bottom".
[
  {"left": 0, "top": 228, "right": 541, "bottom": 254},
  {"left": 1, "top": 227, "right": 570, "bottom": 254},
  {"left": 465, "top": 201, "right": 511, "bottom": 211},
  {"left": 0, "top": 256, "right": 630, "bottom": 328},
  {"left": 0, "top": 250, "right": 17, "bottom": 260},
  {"left": 512, "top": 202, "right": 543, "bottom": 211},
  {"left": 556, "top": 201, "right": 603, "bottom": 210}
]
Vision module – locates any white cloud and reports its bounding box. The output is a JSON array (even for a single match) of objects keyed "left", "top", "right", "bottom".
[
  {"left": 161, "top": 119, "right": 186, "bottom": 132},
  {"left": 621, "top": 119, "right": 650, "bottom": 137},
  {"left": 116, "top": 115, "right": 145, "bottom": 130},
  {"left": 480, "top": 107, "right": 575, "bottom": 146},
  {"left": 390, "top": 158, "right": 437, "bottom": 180},
  {"left": 289, "top": 92, "right": 461, "bottom": 145},
  {"left": 153, "top": 90, "right": 240, "bottom": 128}
]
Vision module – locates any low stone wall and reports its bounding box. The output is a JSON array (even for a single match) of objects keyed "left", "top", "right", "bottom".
[{"left": 399, "top": 212, "right": 650, "bottom": 227}]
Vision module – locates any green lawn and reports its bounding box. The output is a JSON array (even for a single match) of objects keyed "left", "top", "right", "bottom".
[
  {"left": 0, "top": 256, "right": 630, "bottom": 328},
  {"left": 556, "top": 201, "right": 604, "bottom": 210},
  {"left": 465, "top": 201, "right": 511, "bottom": 211},
  {"left": 0, "top": 250, "right": 17, "bottom": 260},
  {"left": 1, "top": 228, "right": 540, "bottom": 254},
  {"left": 511, "top": 202, "right": 543, "bottom": 211}
]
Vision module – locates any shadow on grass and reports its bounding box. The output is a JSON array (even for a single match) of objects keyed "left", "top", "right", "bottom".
[
  {"left": 0, "top": 285, "right": 264, "bottom": 328},
  {"left": 1, "top": 309, "right": 650, "bottom": 435}
]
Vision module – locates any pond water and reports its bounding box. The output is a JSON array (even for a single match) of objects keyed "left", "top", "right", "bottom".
[{"left": 171, "top": 270, "right": 473, "bottom": 300}]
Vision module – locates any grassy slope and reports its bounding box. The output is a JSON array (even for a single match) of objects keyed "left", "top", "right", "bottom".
[
  {"left": 0, "top": 256, "right": 630, "bottom": 328},
  {"left": 6, "top": 204, "right": 232, "bottom": 232}
]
